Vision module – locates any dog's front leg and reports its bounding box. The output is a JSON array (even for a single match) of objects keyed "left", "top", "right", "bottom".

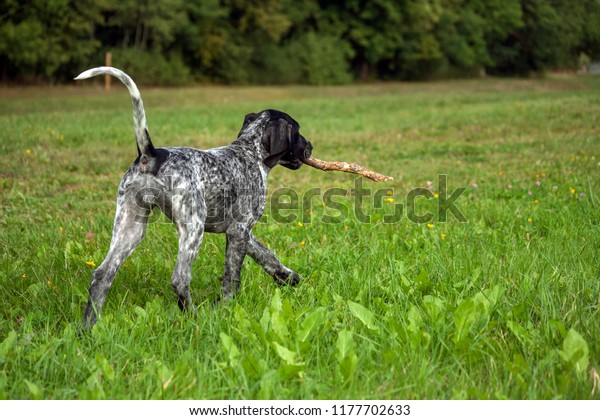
[
  {"left": 171, "top": 220, "right": 204, "bottom": 315},
  {"left": 247, "top": 234, "right": 300, "bottom": 286},
  {"left": 220, "top": 225, "right": 250, "bottom": 300}
]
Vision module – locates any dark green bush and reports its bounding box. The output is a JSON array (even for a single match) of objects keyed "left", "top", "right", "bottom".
[
  {"left": 288, "top": 32, "right": 353, "bottom": 85},
  {"left": 110, "top": 48, "right": 191, "bottom": 86},
  {"left": 3, "top": 0, "right": 600, "bottom": 84}
]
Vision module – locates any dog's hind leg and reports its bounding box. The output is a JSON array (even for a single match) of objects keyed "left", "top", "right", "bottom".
[
  {"left": 82, "top": 200, "right": 149, "bottom": 329},
  {"left": 247, "top": 234, "right": 300, "bottom": 286}
]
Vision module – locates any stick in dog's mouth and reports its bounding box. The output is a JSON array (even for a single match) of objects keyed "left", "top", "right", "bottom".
[{"left": 302, "top": 156, "right": 393, "bottom": 182}]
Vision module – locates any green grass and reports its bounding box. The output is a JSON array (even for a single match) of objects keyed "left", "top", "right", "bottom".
[{"left": 1, "top": 76, "right": 599, "bottom": 399}]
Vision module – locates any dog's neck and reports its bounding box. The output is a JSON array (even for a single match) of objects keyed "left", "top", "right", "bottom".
[{"left": 231, "top": 134, "right": 272, "bottom": 177}]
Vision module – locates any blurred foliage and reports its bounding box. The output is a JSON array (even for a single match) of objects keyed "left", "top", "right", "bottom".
[{"left": 2, "top": 0, "right": 600, "bottom": 84}]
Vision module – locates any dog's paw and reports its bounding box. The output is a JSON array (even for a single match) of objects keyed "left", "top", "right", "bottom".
[{"left": 273, "top": 269, "right": 300, "bottom": 286}]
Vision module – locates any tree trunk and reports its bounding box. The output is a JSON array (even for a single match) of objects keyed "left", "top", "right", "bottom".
[
  {"left": 134, "top": 18, "right": 143, "bottom": 49},
  {"left": 360, "top": 62, "right": 370, "bottom": 81},
  {"left": 141, "top": 24, "right": 149, "bottom": 51},
  {"left": 123, "top": 28, "right": 130, "bottom": 48}
]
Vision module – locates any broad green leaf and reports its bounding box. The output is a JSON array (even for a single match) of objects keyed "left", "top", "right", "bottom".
[
  {"left": 561, "top": 329, "right": 589, "bottom": 374},
  {"left": 220, "top": 332, "right": 240, "bottom": 365},
  {"left": 270, "top": 311, "right": 289, "bottom": 342},
  {"left": 407, "top": 305, "right": 423, "bottom": 333},
  {"left": 250, "top": 318, "right": 268, "bottom": 345},
  {"left": 272, "top": 342, "right": 297, "bottom": 365},
  {"left": 339, "top": 352, "right": 359, "bottom": 382},
  {"left": 281, "top": 298, "right": 295, "bottom": 321},
  {"left": 336, "top": 329, "right": 354, "bottom": 361},
  {"left": 241, "top": 353, "right": 267, "bottom": 380},
  {"left": 270, "top": 288, "right": 282, "bottom": 313},
  {"left": 506, "top": 320, "right": 533, "bottom": 347},
  {"left": 260, "top": 307, "right": 270, "bottom": 334},
  {"left": 157, "top": 363, "right": 174, "bottom": 390},
  {"left": 348, "top": 301, "right": 379, "bottom": 331},
  {"left": 23, "top": 379, "right": 42, "bottom": 399},
  {"left": 473, "top": 284, "right": 504, "bottom": 315},
  {"left": 133, "top": 306, "right": 147, "bottom": 319},
  {"left": 422, "top": 295, "right": 445, "bottom": 326},
  {"left": 278, "top": 363, "right": 305, "bottom": 380},
  {"left": 95, "top": 354, "right": 115, "bottom": 382},
  {"left": 0, "top": 330, "right": 17, "bottom": 360},
  {"left": 413, "top": 269, "right": 431, "bottom": 292},
  {"left": 453, "top": 299, "right": 477, "bottom": 343},
  {"left": 297, "top": 308, "right": 326, "bottom": 343},
  {"left": 485, "top": 284, "right": 504, "bottom": 308},
  {"left": 234, "top": 305, "right": 251, "bottom": 330}
]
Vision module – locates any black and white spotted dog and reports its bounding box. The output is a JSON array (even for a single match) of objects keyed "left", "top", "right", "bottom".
[{"left": 75, "top": 67, "right": 312, "bottom": 329}]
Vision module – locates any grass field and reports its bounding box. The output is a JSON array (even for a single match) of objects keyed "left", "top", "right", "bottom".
[{"left": 0, "top": 76, "right": 599, "bottom": 399}]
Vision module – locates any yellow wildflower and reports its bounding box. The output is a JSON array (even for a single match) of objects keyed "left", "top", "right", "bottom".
[
  {"left": 86, "top": 261, "right": 96, "bottom": 267},
  {"left": 570, "top": 188, "right": 576, "bottom": 194},
  {"left": 299, "top": 240, "right": 306, "bottom": 246},
  {"left": 47, "top": 280, "right": 52, "bottom": 286},
  {"left": 534, "top": 199, "right": 539, "bottom": 204},
  {"left": 527, "top": 218, "right": 532, "bottom": 223},
  {"left": 384, "top": 197, "right": 394, "bottom": 203},
  {"left": 427, "top": 223, "right": 434, "bottom": 229},
  {"left": 296, "top": 222, "right": 303, "bottom": 227},
  {"left": 433, "top": 193, "right": 439, "bottom": 199},
  {"left": 441, "top": 233, "right": 446, "bottom": 239},
  {"left": 25, "top": 149, "right": 32, "bottom": 155},
  {"left": 22, "top": 274, "right": 27, "bottom": 279}
]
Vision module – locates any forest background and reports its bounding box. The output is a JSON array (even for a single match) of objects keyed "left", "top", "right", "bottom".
[{"left": 2, "top": 0, "right": 600, "bottom": 86}]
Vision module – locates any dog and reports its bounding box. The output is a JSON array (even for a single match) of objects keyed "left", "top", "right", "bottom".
[{"left": 75, "top": 67, "right": 312, "bottom": 329}]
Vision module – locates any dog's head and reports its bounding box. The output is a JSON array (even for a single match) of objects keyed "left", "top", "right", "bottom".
[{"left": 239, "top": 110, "right": 312, "bottom": 169}]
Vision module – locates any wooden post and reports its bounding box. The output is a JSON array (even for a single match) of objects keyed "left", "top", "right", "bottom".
[{"left": 105, "top": 51, "right": 112, "bottom": 91}]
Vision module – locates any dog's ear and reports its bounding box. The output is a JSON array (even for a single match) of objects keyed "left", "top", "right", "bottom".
[
  {"left": 238, "top": 113, "right": 259, "bottom": 136},
  {"left": 238, "top": 113, "right": 259, "bottom": 137},
  {"left": 263, "top": 118, "right": 293, "bottom": 168}
]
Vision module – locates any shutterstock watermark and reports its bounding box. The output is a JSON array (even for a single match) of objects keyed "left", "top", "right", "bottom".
[
  {"left": 133, "top": 174, "right": 467, "bottom": 225},
  {"left": 266, "top": 175, "right": 467, "bottom": 225}
]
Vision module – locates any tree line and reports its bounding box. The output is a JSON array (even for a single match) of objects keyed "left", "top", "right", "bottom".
[{"left": 2, "top": 0, "right": 600, "bottom": 85}]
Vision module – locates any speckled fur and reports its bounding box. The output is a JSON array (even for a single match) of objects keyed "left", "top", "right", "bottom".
[{"left": 75, "top": 67, "right": 312, "bottom": 329}]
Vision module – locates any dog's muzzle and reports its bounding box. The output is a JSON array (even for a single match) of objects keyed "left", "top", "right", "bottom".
[{"left": 280, "top": 138, "right": 312, "bottom": 170}]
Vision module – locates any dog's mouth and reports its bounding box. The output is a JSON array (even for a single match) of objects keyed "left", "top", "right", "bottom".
[
  {"left": 280, "top": 141, "right": 312, "bottom": 170},
  {"left": 280, "top": 158, "right": 303, "bottom": 170}
]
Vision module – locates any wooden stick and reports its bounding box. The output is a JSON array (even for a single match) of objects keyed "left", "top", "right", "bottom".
[{"left": 303, "top": 156, "right": 393, "bottom": 182}]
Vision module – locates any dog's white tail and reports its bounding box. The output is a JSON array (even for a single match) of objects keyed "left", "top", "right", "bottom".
[{"left": 75, "top": 67, "right": 156, "bottom": 158}]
